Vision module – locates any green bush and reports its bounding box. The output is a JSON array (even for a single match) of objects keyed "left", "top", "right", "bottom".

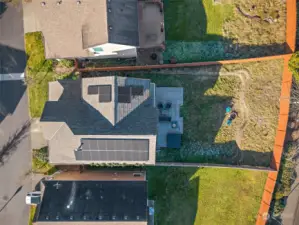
[
  {"left": 272, "top": 144, "right": 296, "bottom": 215},
  {"left": 288, "top": 52, "right": 299, "bottom": 83}
]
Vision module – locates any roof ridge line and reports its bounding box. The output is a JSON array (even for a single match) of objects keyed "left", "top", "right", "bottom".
[{"left": 48, "top": 123, "right": 66, "bottom": 141}]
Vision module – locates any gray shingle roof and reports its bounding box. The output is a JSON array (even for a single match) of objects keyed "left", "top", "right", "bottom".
[{"left": 41, "top": 77, "right": 158, "bottom": 136}]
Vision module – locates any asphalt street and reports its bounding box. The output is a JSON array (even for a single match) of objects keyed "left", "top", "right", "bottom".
[{"left": 0, "top": 2, "right": 32, "bottom": 225}]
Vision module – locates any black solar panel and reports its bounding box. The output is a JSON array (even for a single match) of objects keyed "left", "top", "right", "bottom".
[
  {"left": 76, "top": 151, "right": 149, "bottom": 161},
  {"left": 88, "top": 85, "right": 99, "bottom": 95},
  {"left": 75, "top": 139, "right": 149, "bottom": 161},
  {"left": 118, "top": 86, "right": 131, "bottom": 103},
  {"left": 131, "top": 86, "right": 144, "bottom": 96},
  {"left": 98, "top": 85, "right": 112, "bottom": 102}
]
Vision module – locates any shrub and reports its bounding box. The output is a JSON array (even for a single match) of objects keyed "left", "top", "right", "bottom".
[{"left": 288, "top": 52, "right": 299, "bottom": 83}]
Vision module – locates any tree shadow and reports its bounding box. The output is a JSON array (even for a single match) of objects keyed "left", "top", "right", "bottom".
[{"left": 0, "top": 120, "right": 31, "bottom": 166}]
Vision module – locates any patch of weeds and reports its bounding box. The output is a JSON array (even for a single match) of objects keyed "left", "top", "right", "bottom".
[{"left": 32, "top": 147, "right": 57, "bottom": 175}]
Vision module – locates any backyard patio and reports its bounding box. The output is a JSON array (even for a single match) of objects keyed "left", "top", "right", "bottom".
[{"left": 156, "top": 87, "right": 184, "bottom": 149}]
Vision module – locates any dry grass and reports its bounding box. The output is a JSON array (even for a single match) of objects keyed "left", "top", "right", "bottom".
[
  {"left": 223, "top": 0, "right": 286, "bottom": 46},
  {"left": 222, "top": 60, "right": 282, "bottom": 153},
  {"left": 130, "top": 59, "right": 283, "bottom": 166}
]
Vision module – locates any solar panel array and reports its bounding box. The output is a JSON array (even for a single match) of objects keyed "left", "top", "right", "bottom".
[
  {"left": 87, "top": 85, "right": 112, "bottom": 102},
  {"left": 74, "top": 139, "right": 149, "bottom": 161},
  {"left": 99, "top": 85, "right": 112, "bottom": 102},
  {"left": 131, "top": 86, "right": 144, "bottom": 96},
  {"left": 118, "top": 86, "right": 131, "bottom": 103}
]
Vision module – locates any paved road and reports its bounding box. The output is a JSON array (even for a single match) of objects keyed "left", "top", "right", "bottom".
[
  {"left": 0, "top": 2, "right": 32, "bottom": 225},
  {"left": 0, "top": 1, "right": 26, "bottom": 74}
]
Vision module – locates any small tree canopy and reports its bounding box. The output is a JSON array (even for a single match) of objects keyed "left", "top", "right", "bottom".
[{"left": 288, "top": 52, "right": 299, "bottom": 83}]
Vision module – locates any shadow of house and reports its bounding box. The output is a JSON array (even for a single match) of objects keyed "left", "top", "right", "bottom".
[
  {"left": 147, "top": 166, "right": 199, "bottom": 225},
  {"left": 0, "top": 2, "right": 7, "bottom": 18},
  {"left": 0, "top": 80, "right": 26, "bottom": 121},
  {"left": 0, "top": 44, "right": 26, "bottom": 74}
]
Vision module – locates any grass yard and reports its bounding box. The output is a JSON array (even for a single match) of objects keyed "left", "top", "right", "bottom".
[
  {"left": 147, "top": 166, "right": 267, "bottom": 225},
  {"left": 163, "top": 0, "right": 286, "bottom": 62},
  {"left": 164, "top": 0, "right": 233, "bottom": 41},
  {"left": 28, "top": 206, "right": 36, "bottom": 225},
  {"left": 129, "top": 59, "right": 282, "bottom": 166},
  {"left": 25, "top": 32, "right": 75, "bottom": 118}
]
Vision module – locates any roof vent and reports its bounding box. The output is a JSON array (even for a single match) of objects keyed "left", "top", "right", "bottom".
[
  {"left": 56, "top": 215, "right": 59, "bottom": 220},
  {"left": 112, "top": 215, "right": 116, "bottom": 220},
  {"left": 108, "top": 8, "right": 112, "bottom": 12},
  {"left": 98, "top": 215, "right": 103, "bottom": 220},
  {"left": 109, "top": 26, "right": 113, "bottom": 30},
  {"left": 41, "top": 2, "right": 46, "bottom": 6},
  {"left": 70, "top": 216, "right": 73, "bottom": 220},
  {"left": 56, "top": 1, "right": 62, "bottom": 5},
  {"left": 124, "top": 215, "right": 128, "bottom": 220},
  {"left": 136, "top": 216, "right": 140, "bottom": 220},
  {"left": 77, "top": 0, "right": 81, "bottom": 4},
  {"left": 53, "top": 182, "right": 62, "bottom": 190}
]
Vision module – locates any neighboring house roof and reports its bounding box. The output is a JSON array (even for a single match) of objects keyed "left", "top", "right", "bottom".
[
  {"left": 34, "top": 180, "right": 148, "bottom": 225},
  {"left": 26, "top": 0, "right": 140, "bottom": 58},
  {"left": 107, "top": 0, "right": 139, "bottom": 46},
  {"left": 40, "top": 76, "right": 158, "bottom": 164}
]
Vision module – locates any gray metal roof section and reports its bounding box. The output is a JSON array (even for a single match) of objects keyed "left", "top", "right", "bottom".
[
  {"left": 107, "top": 0, "right": 139, "bottom": 46},
  {"left": 75, "top": 138, "right": 149, "bottom": 161}
]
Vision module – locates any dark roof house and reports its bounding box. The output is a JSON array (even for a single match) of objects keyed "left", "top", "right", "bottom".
[
  {"left": 40, "top": 76, "right": 158, "bottom": 165},
  {"left": 31, "top": 171, "right": 153, "bottom": 225},
  {"left": 25, "top": 0, "right": 165, "bottom": 59}
]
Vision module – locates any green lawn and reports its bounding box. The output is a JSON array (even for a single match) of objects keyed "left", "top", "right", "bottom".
[
  {"left": 147, "top": 166, "right": 267, "bottom": 225},
  {"left": 28, "top": 206, "right": 36, "bottom": 225},
  {"left": 163, "top": 0, "right": 286, "bottom": 62},
  {"left": 25, "top": 32, "right": 75, "bottom": 118},
  {"left": 164, "top": 0, "right": 233, "bottom": 41},
  {"left": 129, "top": 59, "right": 282, "bottom": 166}
]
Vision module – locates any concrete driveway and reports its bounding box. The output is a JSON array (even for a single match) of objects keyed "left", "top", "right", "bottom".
[{"left": 0, "top": 2, "right": 32, "bottom": 225}]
